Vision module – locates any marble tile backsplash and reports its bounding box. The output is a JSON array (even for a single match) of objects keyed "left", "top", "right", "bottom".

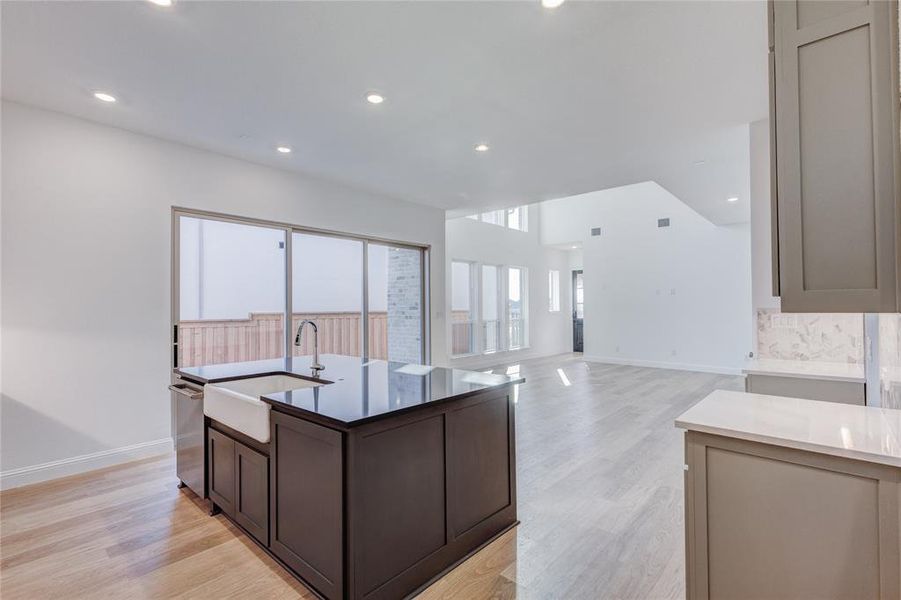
[
  {"left": 756, "top": 309, "right": 864, "bottom": 364},
  {"left": 879, "top": 313, "right": 901, "bottom": 410}
]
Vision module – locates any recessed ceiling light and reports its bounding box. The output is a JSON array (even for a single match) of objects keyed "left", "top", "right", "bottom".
[
  {"left": 365, "top": 92, "right": 385, "bottom": 105},
  {"left": 276, "top": 146, "right": 292, "bottom": 154},
  {"left": 727, "top": 196, "right": 739, "bottom": 203},
  {"left": 147, "top": 0, "right": 173, "bottom": 6},
  {"left": 542, "top": 0, "right": 565, "bottom": 8},
  {"left": 93, "top": 91, "right": 117, "bottom": 103},
  {"left": 571, "top": 245, "right": 578, "bottom": 249},
  {"left": 474, "top": 143, "right": 490, "bottom": 153}
]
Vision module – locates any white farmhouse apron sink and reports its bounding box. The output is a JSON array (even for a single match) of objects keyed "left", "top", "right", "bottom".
[{"left": 204, "top": 375, "right": 321, "bottom": 443}]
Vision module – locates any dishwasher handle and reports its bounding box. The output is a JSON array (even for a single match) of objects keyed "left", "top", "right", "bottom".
[{"left": 169, "top": 383, "right": 204, "bottom": 400}]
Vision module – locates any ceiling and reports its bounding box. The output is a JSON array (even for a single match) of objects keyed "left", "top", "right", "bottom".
[{"left": 1, "top": 1, "right": 767, "bottom": 224}]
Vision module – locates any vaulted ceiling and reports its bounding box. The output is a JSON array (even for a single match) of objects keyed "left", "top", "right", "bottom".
[{"left": 2, "top": 1, "right": 767, "bottom": 224}]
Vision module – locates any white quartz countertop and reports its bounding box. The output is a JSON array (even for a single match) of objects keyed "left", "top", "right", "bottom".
[
  {"left": 675, "top": 390, "right": 901, "bottom": 468},
  {"left": 742, "top": 358, "right": 866, "bottom": 383}
]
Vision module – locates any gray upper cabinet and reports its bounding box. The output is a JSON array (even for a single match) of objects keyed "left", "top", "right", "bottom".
[{"left": 771, "top": 0, "right": 901, "bottom": 312}]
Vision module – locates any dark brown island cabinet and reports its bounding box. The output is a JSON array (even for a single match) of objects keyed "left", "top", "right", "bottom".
[{"left": 175, "top": 355, "right": 523, "bottom": 600}]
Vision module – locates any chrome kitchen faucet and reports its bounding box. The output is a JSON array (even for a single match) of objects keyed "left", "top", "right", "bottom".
[{"left": 294, "top": 319, "right": 325, "bottom": 376}]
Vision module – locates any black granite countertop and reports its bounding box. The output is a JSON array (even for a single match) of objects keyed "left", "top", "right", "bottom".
[{"left": 176, "top": 354, "right": 524, "bottom": 429}]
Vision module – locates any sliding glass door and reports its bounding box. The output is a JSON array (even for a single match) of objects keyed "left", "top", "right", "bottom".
[
  {"left": 177, "top": 216, "right": 286, "bottom": 367},
  {"left": 367, "top": 244, "right": 424, "bottom": 363},
  {"left": 174, "top": 211, "right": 428, "bottom": 368},
  {"left": 292, "top": 232, "right": 364, "bottom": 357}
]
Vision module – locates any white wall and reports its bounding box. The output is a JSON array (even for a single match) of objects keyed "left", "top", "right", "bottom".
[
  {"left": 541, "top": 182, "right": 752, "bottom": 374},
  {"left": 445, "top": 204, "right": 572, "bottom": 369},
  {"left": 0, "top": 101, "right": 447, "bottom": 486}
]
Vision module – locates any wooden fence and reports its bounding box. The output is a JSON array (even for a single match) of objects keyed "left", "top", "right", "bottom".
[
  {"left": 178, "top": 312, "right": 388, "bottom": 367},
  {"left": 178, "top": 310, "right": 473, "bottom": 367}
]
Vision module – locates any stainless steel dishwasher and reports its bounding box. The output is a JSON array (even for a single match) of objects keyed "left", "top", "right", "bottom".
[{"left": 170, "top": 377, "right": 205, "bottom": 497}]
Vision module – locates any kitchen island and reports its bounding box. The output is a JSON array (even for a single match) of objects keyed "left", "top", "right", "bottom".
[
  {"left": 676, "top": 390, "right": 901, "bottom": 599},
  {"left": 176, "top": 354, "right": 523, "bottom": 600}
]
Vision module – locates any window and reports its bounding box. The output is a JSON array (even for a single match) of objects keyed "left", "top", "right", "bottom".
[
  {"left": 506, "top": 206, "right": 528, "bottom": 232},
  {"left": 480, "top": 210, "right": 505, "bottom": 226},
  {"left": 574, "top": 271, "right": 584, "bottom": 319},
  {"left": 548, "top": 270, "right": 560, "bottom": 312},
  {"left": 451, "top": 261, "right": 476, "bottom": 355},
  {"left": 293, "top": 232, "right": 363, "bottom": 357},
  {"left": 482, "top": 265, "right": 501, "bottom": 353},
  {"left": 507, "top": 267, "right": 526, "bottom": 350},
  {"left": 174, "top": 212, "right": 427, "bottom": 368},
  {"left": 178, "top": 217, "right": 286, "bottom": 367},
  {"left": 450, "top": 260, "right": 530, "bottom": 356},
  {"left": 471, "top": 206, "right": 529, "bottom": 231}
]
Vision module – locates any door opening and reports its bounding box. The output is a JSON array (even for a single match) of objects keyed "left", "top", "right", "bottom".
[{"left": 572, "top": 270, "right": 584, "bottom": 352}]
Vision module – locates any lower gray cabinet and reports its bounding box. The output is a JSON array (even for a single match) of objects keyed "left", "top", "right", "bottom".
[
  {"left": 684, "top": 431, "right": 900, "bottom": 599},
  {"left": 208, "top": 426, "right": 269, "bottom": 546},
  {"left": 745, "top": 374, "right": 865, "bottom": 406}
]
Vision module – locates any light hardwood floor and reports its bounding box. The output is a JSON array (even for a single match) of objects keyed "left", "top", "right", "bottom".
[{"left": 0, "top": 354, "right": 741, "bottom": 599}]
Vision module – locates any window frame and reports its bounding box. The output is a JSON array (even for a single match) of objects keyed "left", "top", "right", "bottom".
[
  {"left": 480, "top": 263, "right": 504, "bottom": 355},
  {"left": 506, "top": 266, "right": 528, "bottom": 351},
  {"left": 171, "top": 207, "right": 430, "bottom": 367},
  {"left": 450, "top": 260, "right": 479, "bottom": 357},
  {"left": 480, "top": 209, "right": 505, "bottom": 226},
  {"left": 506, "top": 206, "right": 529, "bottom": 232},
  {"left": 471, "top": 206, "right": 529, "bottom": 232},
  {"left": 447, "top": 259, "right": 530, "bottom": 357},
  {"left": 548, "top": 269, "right": 561, "bottom": 312}
]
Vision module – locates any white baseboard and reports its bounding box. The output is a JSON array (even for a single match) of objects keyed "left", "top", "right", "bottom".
[
  {"left": 0, "top": 438, "right": 173, "bottom": 491},
  {"left": 448, "top": 347, "right": 571, "bottom": 371},
  {"left": 582, "top": 355, "right": 742, "bottom": 376}
]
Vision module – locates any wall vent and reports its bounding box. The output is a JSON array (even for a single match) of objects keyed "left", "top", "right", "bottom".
[
  {"left": 590, "top": 227, "right": 602, "bottom": 236},
  {"left": 657, "top": 218, "right": 671, "bottom": 228}
]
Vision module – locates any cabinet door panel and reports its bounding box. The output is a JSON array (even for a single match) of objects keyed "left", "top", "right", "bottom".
[
  {"left": 774, "top": 0, "right": 899, "bottom": 311},
  {"left": 447, "top": 394, "right": 512, "bottom": 537},
  {"left": 685, "top": 432, "right": 900, "bottom": 600},
  {"left": 235, "top": 442, "right": 268, "bottom": 545},
  {"left": 797, "top": 25, "right": 876, "bottom": 292},
  {"left": 355, "top": 414, "right": 446, "bottom": 596},
  {"left": 207, "top": 428, "right": 236, "bottom": 516},
  {"left": 270, "top": 412, "right": 343, "bottom": 600},
  {"left": 796, "top": 0, "right": 867, "bottom": 28}
]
